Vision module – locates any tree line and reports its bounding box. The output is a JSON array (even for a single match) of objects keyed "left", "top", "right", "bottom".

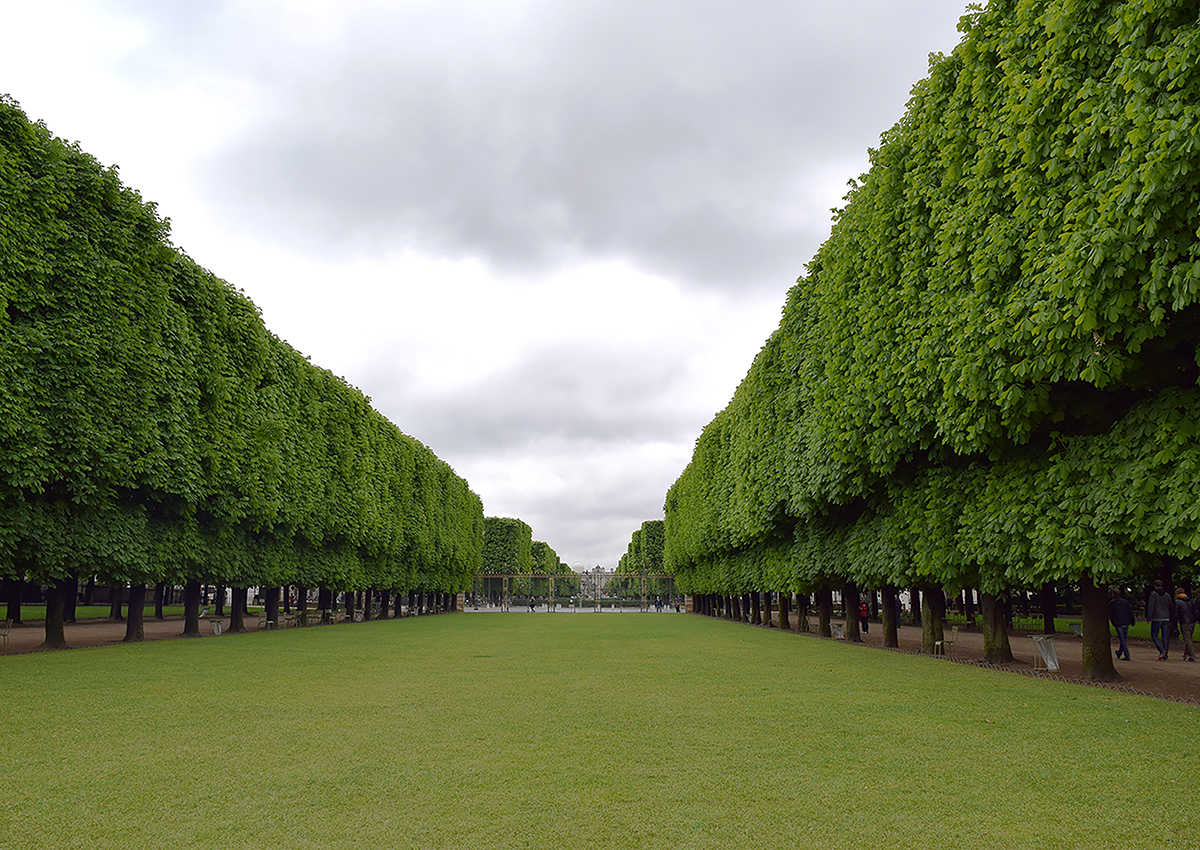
[
  {"left": 663, "top": 0, "right": 1200, "bottom": 681},
  {"left": 0, "top": 95, "right": 486, "bottom": 647}
]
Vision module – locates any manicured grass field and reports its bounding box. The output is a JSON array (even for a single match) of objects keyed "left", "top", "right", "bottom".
[
  {"left": 12, "top": 604, "right": 190, "bottom": 621},
  {"left": 2, "top": 614, "right": 1195, "bottom": 848}
]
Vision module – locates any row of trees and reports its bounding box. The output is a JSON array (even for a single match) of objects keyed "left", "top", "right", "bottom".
[
  {"left": 0, "top": 96, "right": 486, "bottom": 647},
  {"left": 613, "top": 520, "right": 675, "bottom": 605},
  {"left": 663, "top": 0, "right": 1200, "bottom": 680},
  {"left": 474, "top": 517, "right": 577, "bottom": 603},
  {"left": 616, "top": 520, "right": 665, "bottom": 576}
]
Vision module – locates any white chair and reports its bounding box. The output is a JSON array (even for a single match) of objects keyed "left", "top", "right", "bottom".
[
  {"left": 1031, "top": 634, "right": 1059, "bottom": 671},
  {"left": 934, "top": 626, "right": 959, "bottom": 656},
  {"left": 831, "top": 623, "right": 845, "bottom": 640}
]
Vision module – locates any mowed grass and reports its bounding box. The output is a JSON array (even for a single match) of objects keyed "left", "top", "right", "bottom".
[{"left": 2, "top": 614, "right": 1196, "bottom": 849}]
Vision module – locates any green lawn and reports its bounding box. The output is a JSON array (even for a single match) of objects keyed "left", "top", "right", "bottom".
[
  {"left": 2, "top": 614, "right": 1195, "bottom": 849},
  {"left": 11, "top": 604, "right": 193, "bottom": 621}
]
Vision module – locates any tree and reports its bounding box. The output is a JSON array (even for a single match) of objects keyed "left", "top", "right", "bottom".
[{"left": 663, "top": 0, "right": 1200, "bottom": 682}]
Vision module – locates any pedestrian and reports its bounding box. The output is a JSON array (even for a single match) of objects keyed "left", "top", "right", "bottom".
[
  {"left": 1175, "top": 587, "right": 1197, "bottom": 662},
  {"left": 858, "top": 599, "right": 869, "bottom": 634},
  {"left": 1147, "top": 580, "right": 1173, "bottom": 661},
  {"left": 1108, "top": 588, "right": 1134, "bottom": 661}
]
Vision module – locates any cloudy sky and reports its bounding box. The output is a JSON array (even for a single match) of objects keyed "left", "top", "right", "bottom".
[{"left": 3, "top": 0, "right": 970, "bottom": 569}]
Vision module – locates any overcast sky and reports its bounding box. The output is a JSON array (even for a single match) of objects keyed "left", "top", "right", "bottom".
[{"left": 3, "top": 0, "right": 971, "bottom": 569}]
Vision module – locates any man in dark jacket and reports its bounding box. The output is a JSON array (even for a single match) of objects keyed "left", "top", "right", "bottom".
[
  {"left": 1175, "top": 588, "right": 1197, "bottom": 662},
  {"left": 1146, "top": 580, "right": 1173, "bottom": 661},
  {"left": 1108, "top": 588, "right": 1134, "bottom": 661}
]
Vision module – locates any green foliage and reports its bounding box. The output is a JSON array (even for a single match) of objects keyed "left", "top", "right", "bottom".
[
  {"left": 617, "top": 520, "right": 666, "bottom": 577},
  {"left": 481, "top": 517, "right": 533, "bottom": 574},
  {"left": 0, "top": 95, "right": 483, "bottom": 595},
  {"left": 665, "top": 0, "right": 1200, "bottom": 598}
]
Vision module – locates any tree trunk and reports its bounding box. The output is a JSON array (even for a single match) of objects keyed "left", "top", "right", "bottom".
[
  {"left": 154, "top": 582, "right": 166, "bottom": 620},
  {"left": 963, "top": 588, "right": 975, "bottom": 627},
  {"left": 882, "top": 585, "right": 899, "bottom": 648},
  {"left": 123, "top": 584, "right": 147, "bottom": 642},
  {"left": 345, "top": 589, "right": 355, "bottom": 621},
  {"left": 980, "top": 592, "right": 1014, "bottom": 663},
  {"left": 265, "top": 586, "right": 280, "bottom": 627},
  {"left": 214, "top": 585, "right": 225, "bottom": 617},
  {"left": 282, "top": 585, "right": 291, "bottom": 614},
  {"left": 109, "top": 583, "right": 125, "bottom": 621},
  {"left": 60, "top": 573, "right": 77, "bottom": 623},
  {"left": 41, "top": 580, "right": 68, "bottom": 649},
  {"left": 817, "top": 587, "right": 833, "bottom": 637},
  {"left": 1081, "top": 572, "right": 1120, "bottom": 682},
  {"left": 778, "top": 592, "right": 789, "bottom": 630},
  {"left": 228, "top": 587, "right": 247, "bottom": 633},
  {"left": 182, "top": 580, "right": 202, "bottom": 637},
  {"left": 909, "top": 587, "right": 921, "bottom": 626},
  {"left": 380, "top": 589, "right": 390, "bottom": 619},
  {"left": 5, "top": 577, "right": 23, "bottom": 624},
  {"left": 1040, "top": 582, "right": 1057, "bottom": 635},
  {"left": 296, "top": 586, "right": 309, "bottom": 625},
  {"left": 393, "top": 592, "right": 403, "bottom": 618},
  {"left": 750, "top": 591, "right": 762, "bottom": 625},
  {"left": 844, "top": 581, "right": 862, "bottom": 643},
  {"left": 920, "top": 587, "right": 945, "bottom": 654},
  {"left": 1159, "top": 556, "right": 1176, "bottom": 596}
]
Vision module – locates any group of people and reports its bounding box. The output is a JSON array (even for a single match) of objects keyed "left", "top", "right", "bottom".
[{"left": 1109, "top": 581, "right": 1198, "bottom": 662}]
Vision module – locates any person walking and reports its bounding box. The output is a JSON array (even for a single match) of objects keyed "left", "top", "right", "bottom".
[
  {"left": 1108, "top": 588, "right": 1134, "bottom": 661},
  {"left": 1175, "top": 587, "right": 1197, "bottom": 662},
  {"left": 1147, "top": 580, "right": 1173, "bottom": 660}
]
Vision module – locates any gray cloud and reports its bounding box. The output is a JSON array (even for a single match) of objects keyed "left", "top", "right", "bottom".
[
  {"left": 113, "top": 0, "right": 971, "bottom": 290},
  {"left": 356, "top": 340, "right": 701, "bottom": 564},
  {"left": 367, "top": 341, "right": 699, "bottom": 458}
]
